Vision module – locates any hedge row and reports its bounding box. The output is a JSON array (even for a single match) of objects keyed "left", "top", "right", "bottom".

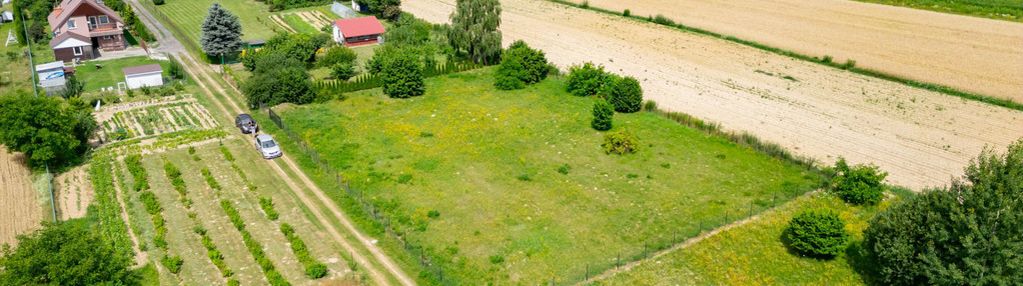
[
  {"left": 280, "top": 223, "right": 328, "bottom": 279},
  {"left": 163, "top": 161, "right": 191, "bottom": 208},
  {"left": 220, "top": 200, "right": 291, "bottom": 286},
  {"left": 124, "top": 154, "right": 149, "bottom": 191}
]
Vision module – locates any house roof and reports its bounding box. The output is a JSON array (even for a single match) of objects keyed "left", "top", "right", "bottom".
[
  {"left": 48, "top": 32, "right": 91, "bottom": 48},
  {"left": 123, "top": 64, "right": 163, "bottom": 76},
  {"left": 48, "top": 0, "right": 123, "bottom": 32},
  {"left": 35, "top": 61, "right": 65, "bottom": 71},
  {"left": 334, "top": 16, "right": 385, "bottom": 38}
]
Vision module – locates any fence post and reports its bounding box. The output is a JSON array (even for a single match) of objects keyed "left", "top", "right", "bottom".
[
  {"left": 749, "top": 202, "right": 754, "bottom": 217},
  {"left": 585, "top": 264, "right": 589, "bottom": 281},
  {"left": 617, "top": 252, "right": 621, "bottom": 269},
  {"left": 699, "top": 220, "right": 703, "bottom": 233}
]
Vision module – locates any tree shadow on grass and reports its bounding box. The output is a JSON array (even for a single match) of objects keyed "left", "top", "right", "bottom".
[{"left": 844, "top": 240, "right": 884, "bottom": 286}]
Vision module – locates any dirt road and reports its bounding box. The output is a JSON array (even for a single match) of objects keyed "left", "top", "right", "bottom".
[
  {"left": 403, "top": 0, "right": 1023, "bottom": 190},
  {"left": 128, "top": 1, "right": 416, "bottom": 284},
  {"left": 0, "top": 147, "right": 42, "bottom": 246},
  {"left": 565, "top": 0, "right": 1023, "bottom": 101}
]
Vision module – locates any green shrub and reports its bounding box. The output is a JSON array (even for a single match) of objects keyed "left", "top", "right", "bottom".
[
  {"left": 652, "top": 14, "right": 675, "bottom": 26},
  {"left": 591, "top": 98, "right": 614, "bottom": 131},
  {"left": 601, "top": 75, "right": 643, "bottom": 113},
  {"left": 566, "top": 62, "right": 608, "bottom": 97},
  {"left": 319, "top": 46, "right": 357, "bottom": 68},
  {"left": 494, "top": 40, "right": 550, "bottom": 90},
  {"left": 374, "top": 49, "right": 425, "bottom": 99},
  {"left": 152, "top": 0, "right": 164, "bottom": 5},
  {"left": 827, "top": 158, "right": 886, "bottom": 205},
  {"left": 623, "top": 9, "right": 631, "bottom": 17},
  {"left": 427, "top": 210, "right": 440, "bottom": 218},
  {"left": 259, "top": 197, "right": 279, "bottom": 221},
  {"left": 331, "top": 62, "right": 358, "bottom": 81},
  {"left": 784, "top": 209, "right": 848, "bottom": 259},
  {"left": 643, "top": 100, "right": 658, "bottom": 111},
  {"left": 602, "top": 130, "right": 639, "bottom": 155},
  {"left": 557, "top": 164, "right": 570, "bottom": 175},
  {"left": 201, "top": 168, "right": 221, "bottom": 191},
  {"left": 161, "top": 255, "right": 183, "bottom": 274}
]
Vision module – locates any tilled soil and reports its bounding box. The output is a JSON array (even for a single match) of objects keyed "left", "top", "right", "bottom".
[
  {"left": 568, "top": 0, "right": 1023, "bottom": 101},
  {"left": 0, "top": 147, "right": 42, "bottom": 246},
  {"left": 403, "top": 0, "right": 1023, "bottom": 190}
]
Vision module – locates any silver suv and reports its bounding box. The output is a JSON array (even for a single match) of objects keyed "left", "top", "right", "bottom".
[{"left": 255, "top": 134, "right": 282, "bottom": 159}]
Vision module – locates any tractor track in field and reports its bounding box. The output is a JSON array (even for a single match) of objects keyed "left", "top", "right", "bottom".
[{"left": 127, "top": 1, "right": 415, "bottom": 284}]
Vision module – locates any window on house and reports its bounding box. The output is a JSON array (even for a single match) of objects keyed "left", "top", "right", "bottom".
[
  {"left": 98, "top": 15, "right": 109, "bottom": 24},
  {"left": 73, "top": 46, "right": 83, "bottom": 56},
  {"left": 67, "top": 20, "right": 77, "bottom": 29},
  {"left": 102, "top": 36, "right": 111, "bottom": 40}
]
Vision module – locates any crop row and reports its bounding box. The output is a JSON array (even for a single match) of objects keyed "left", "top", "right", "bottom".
[
  {"left": 193, "top": 225, "right": 239, "bottom": 285},
  {"left": 87, "top": 155, "right": 135, "bottom": 258},
  {"left": 124, "top": 154, "right": 150, "bottom": 191},
  {"left": 280, "top": 223, "right": 329, "bottom": 279},
  {"left": 259, "top": 197, "right": 279, "bottom": 221},
  {"left": 220, "top": 144, "right": 258, "bottom": 191},
  {"left": 220, "top": 200, "right": 291, "bottom": 286},
  {"left": 201, "top": 168, "right": 222, "bottom": 191},
  {"left": 162, "top": 160, "right": 192, "bottom": 208},
  {"left": 138, "top": 191, "right": 168, "bottom": 250}
]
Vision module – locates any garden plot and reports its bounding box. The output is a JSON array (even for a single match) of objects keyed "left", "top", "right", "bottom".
[
  {"left": 0, "top": 147, "right": 42, "bottom": 247},
  {"left": 53, "top": 165, "right": 93, "bottom": 220},
  {"left": 123, "top": 139, "right": 355, "bottom": 285},
  {"left": 95, "top": 96, "right": 218, "bottom": 143},
  {"left": 403, "top": 0, "right": 1023, "bottom": 189}
]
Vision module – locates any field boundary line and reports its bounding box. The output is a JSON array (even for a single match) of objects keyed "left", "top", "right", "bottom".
[
  {"left": 543, "top": 0, "right": 1023, "bottom": 112},
  {"left": 580, "top": 191, "right": 819, "bottom": 284}
]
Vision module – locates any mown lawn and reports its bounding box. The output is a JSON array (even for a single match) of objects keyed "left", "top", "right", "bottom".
[
  {"left": 74, "top": 56, "right": 169, "bottom": 92},
  {"left": 152, "top": 0, "right": 289, "bottom": 46},
  {"left": 855, "top": 0, "right": 1022, "bottom": 21},
  {"left": 273, "top": 67, "right": 821, "bottom": 284},
  {"left": 0, "top": 25, "right": 56, "bottom": 95},
  {"left": 598, "top": 191, "right": 904, "bottom": 285}
]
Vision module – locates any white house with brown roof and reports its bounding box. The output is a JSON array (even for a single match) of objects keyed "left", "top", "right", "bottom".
[
  {"left": 47, "top": 0, "right": 126, "bottom": 63},
  {"left": 123, "top": 64, "right": 163, "bottom": 89}
]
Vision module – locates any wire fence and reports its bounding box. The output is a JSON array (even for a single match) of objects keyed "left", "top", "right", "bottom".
[
  {"left": 268, "top": 108, "right": 456, "bottom": 284},
  {"left": 267, "top": 107, "right": 809, "bottom": 285}
]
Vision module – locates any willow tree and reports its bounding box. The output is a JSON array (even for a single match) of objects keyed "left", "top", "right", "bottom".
[{"left": 448, "top": 0, "right": 502, "bottom": 65}]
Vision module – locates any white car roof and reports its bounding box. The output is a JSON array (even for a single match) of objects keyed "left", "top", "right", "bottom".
[{"left": 256, "top": 134, "right": 274, "bottom": 141}]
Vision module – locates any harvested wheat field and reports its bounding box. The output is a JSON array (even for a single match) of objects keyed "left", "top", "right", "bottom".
[
  {"left": 403, "top": 0, "right": 1023, "bottom": 190},
  {"left": 0, "top": 147, "right": 42, "bottom": 246},
  {"left": 567, "top": 0, "right": 1023, "bottom": 101}
]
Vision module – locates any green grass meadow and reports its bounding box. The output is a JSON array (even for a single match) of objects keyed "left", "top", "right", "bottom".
[
  {"left": 598, "top": 192, "right": 903, "bottom": 285},
  {"left": 272, "top": 68, "right": 821, "bottom": 283},
  {"left": 856, "top": 0, "right": 1022, "bottom": 21},
  {"left": 152, "top": 0, "right": 285, "bottom": 46},
  {"left": 74, "top": 56, "right": 170, "bottom": 92}
]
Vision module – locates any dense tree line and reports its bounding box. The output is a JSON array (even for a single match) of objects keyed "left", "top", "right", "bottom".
[
  {"left": 241, "top": 33, "right": 330, "bottom": 107},
  {"left": 863, "top": 141, "right": 1022, "bottom": 285},
  {"left": 356, "top": 0, "right": 402, "bottom": 20},
  {"left": 0, "top": 94, "right": 96, "bottom": 167},
  {"left": 0, "top": 220, "right": 134, "bottom": 285}
]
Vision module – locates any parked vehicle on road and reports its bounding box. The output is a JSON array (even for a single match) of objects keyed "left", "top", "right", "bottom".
[
  {"left": 235, "top": 114, "right": 258, "bottom": 134},
  {"left": 255, "top": 134, "right": 282, "bottom": 159}
]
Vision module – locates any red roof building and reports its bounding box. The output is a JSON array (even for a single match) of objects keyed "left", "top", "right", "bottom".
[{"left": 332, "top": 16, "right": 386, "bottom": 47}]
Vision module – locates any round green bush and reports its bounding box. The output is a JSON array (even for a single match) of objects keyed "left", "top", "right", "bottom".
[
  {"left": 602, "top": 130, "right": 639, "bottom": 155},
  {"left": 566, "top": 62, "right": 608, "bottom": 97},
  {"left": 785, "top": 209, "right": 849, "bottom": 259},
  {"left": 829, "top": 158, "right": 887, "bottom": 205},
  {"left": 305, "top": 263, "right": 328, "bottom": 279},
  {"left": 602, "top": 75, "right": 644, "bottom": 113},
  {"left": 591, "top": 98, "right": 614, "bottom": 131}
]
